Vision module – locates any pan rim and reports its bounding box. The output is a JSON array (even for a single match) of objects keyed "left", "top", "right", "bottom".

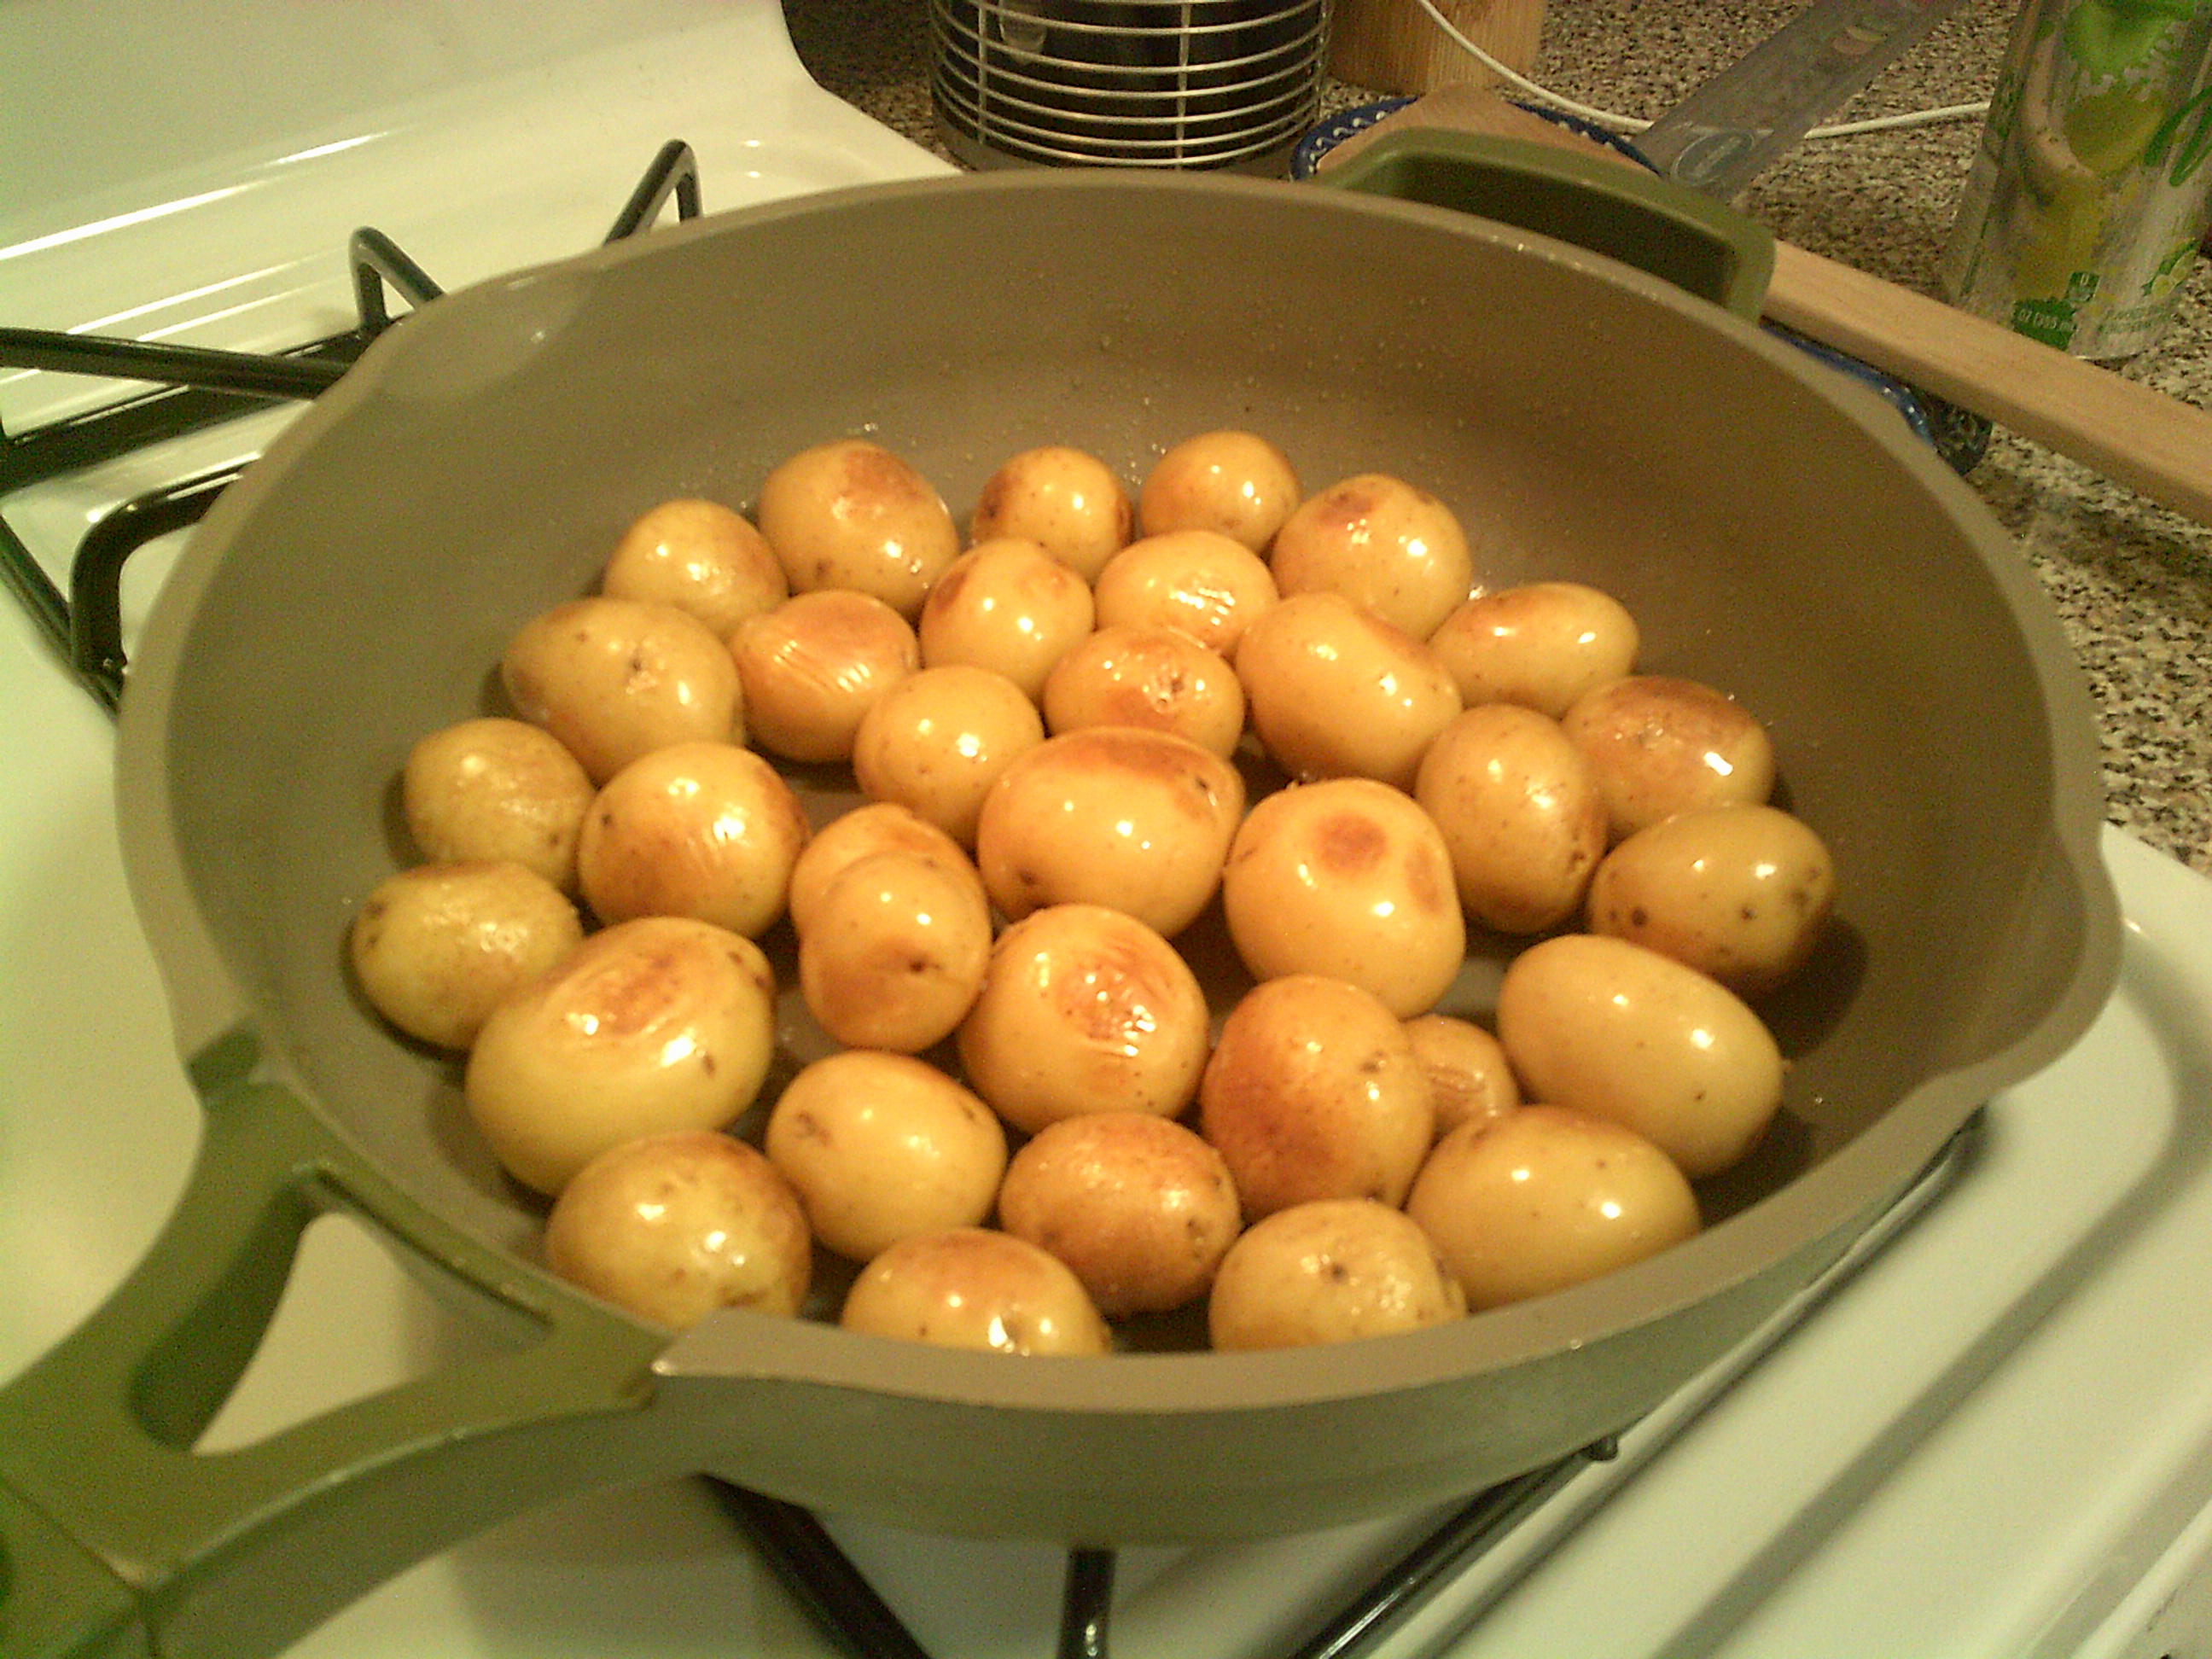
[{"left": 114, "top": 166, "right": 2120, "bottom": 1423}]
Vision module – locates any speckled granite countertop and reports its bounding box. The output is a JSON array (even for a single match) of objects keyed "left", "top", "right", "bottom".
[{"left": 785, "top": 0, "right": 2210, "bottom": 876}]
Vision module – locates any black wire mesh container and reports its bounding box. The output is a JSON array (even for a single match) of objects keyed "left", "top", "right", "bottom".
[{"left": 930, "top": 0, "right": 1332, "bottom": 171}]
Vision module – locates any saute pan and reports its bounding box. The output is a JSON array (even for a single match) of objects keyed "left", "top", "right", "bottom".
[{"left": 0, "top": 153, "right": 2119, "bottom": 1659}]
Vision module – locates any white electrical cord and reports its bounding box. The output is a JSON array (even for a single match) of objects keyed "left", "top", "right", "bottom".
[{"left": 1410, "top": 0, "right": 1989, "bottom": 138}]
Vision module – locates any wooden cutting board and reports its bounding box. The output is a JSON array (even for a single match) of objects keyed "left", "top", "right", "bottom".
[
  {"left": 1317, "top": 84, "right": 2212, "bottom": 526},
  {"left": 1327, "top": 0, "right": 1543, "bottom": 96}
]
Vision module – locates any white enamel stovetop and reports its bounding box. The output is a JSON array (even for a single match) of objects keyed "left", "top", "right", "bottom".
[{"left": 6, "top": 5, "right": 2212, "bottom": 1656}]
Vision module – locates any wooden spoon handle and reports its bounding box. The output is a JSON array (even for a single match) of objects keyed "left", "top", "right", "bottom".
[{"left": 1765, "top": 241, "right": 2212, "bottom": 523}]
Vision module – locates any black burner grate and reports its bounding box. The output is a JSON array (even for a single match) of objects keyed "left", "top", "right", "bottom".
[
  {"left": 0, "top": 139, "right": 700, "bottom": 709},
  {"left": 711, "top": 1442, "right": 1619, "bottom": 1659}
]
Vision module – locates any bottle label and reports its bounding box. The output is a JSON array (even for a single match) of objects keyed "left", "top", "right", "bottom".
[{"left": 1941, "top": 0, "right": 2212, "bottom": 358}]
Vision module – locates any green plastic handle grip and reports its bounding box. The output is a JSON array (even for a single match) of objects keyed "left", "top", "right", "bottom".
[
  {"left": 0, "top": 1029, "right": 668, "bottom": 1659},
  {"left": 1315, "top": 128, "right": 1778, "bottom": 322}
]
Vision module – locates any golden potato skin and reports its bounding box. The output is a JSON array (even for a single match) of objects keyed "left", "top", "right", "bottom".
[
  {"left": 839, "top": 1227, "right": 1113, "bottom": 1354},
  {"left": 784, "top": 801, "right": 986, "bottom": 939},
  {"left": 601, "top": 497, "right": 788, "bottom": 637},
  {"left": 765, "top": 1051, "right": 1008, "bottom": 1263},
  {"left": 1402, "top": 1014, "right": 1520, "bottom": 1138},
  {"left": 1039, "top": 623, "right": 1246, "bottom": 760},
  {"left": 1413, "top": 703, "right": 1608, "bottom": 936},
  {"left": 1235, "top": 591, "right": 1461, "bottom": 793},
  {"left": 576, "top": 741, "right": 809, "bottom": 939},
  {"left": 728, "top": 589, "right": 920, "bottom": 765},
  {"left": 917, "top": 537, "right": 1096, "bottom": 701},
  {"left": 969, "top": 445, "right": 1133, "bottom": 582},
  {"left": 1586, "top": 804, "right": 1837, "bottom": 997},
  {"left": 544, "top": 1130, "right": 812, "bottom": 1329},
  {"left": 1220, "top": 777, "right": 1466, "bottom": 1019},
  {"left": 796, "top": 850, "right": 993, "bottom": 1054},
  {"left": 1406, "top": 1107, "right": 1700, "bottom": 1311},
  {"left": 1495, "top": 933, "right": 1784, "bottom": 1179},
  {"left": 1091, "top": 528, "right": 1281, "bottom": 659},
  {"left": 402, "top": 716, "right": 596, "bottom": 891},
  {"left": 997, "top": 1113, "right": 1242, "bottom": 1317},
  {"left": 1136, "top": 429, "right": 1301, "bottom": 552},
  {"left": 851, "top": 663, "right": 1046, "bottom": 847},
  {"left": 1561, "top": 674, "right": 1777, "bottom": 844},
  {"left": 1268, "top": 472, "right": 1473, "bottom": 641},
  {"left": 975, "top": 726, "right": 1245, "bottom": 940},
  {"left": 463, "top": 917, "right": 777, "bottom": 1196},
  {"left": 348, "top": 861, "right": 584, "bottom": 1051},
  {"left": 1427, "top": 581, "right": 1639, "bottom": 719},
  {"left": 500, "top": 597, "right": 743, "bottom": 786},
  {"left": 1208, "top": 1200, "right": 1465, "bottom": 1350},
  {"left": 956, "top": 904, "right": 1212, "bottom": 1135},
  {"left": 754, "top": 439, "right": 959, "bottom": 617},
  {"left": 1197, "top": 975, "right": 1436, "bottom": 1220}
]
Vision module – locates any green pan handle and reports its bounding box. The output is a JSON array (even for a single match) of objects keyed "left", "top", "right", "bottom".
[
  {"left": 1316, "top": 128, "right": 1776, "bottom": 322},
  {"left": 0, "top": 1029, "right": 669, "bottom": 1659}
]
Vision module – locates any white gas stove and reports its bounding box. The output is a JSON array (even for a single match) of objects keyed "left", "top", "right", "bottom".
[{"left": 6, "top": 5, "right": 2212, "bottom": 1657}]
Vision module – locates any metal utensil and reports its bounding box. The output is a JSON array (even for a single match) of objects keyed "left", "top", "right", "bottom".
[{"left": 1629, "top": 0, "right": 1971, "bottom": 196}]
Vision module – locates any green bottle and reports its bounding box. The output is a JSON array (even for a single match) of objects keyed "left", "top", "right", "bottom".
[{"left": 1941, "top": 0, "right": 2212, "bottom": 358}]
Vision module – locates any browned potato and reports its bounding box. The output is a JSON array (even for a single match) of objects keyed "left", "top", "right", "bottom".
[
  {"left": 1427, "top": 581, "right": 1639, "bottom": 719},
  {"left": 401, "top": 716, "right": 596, "bottom": 891},
  {"left": 1269, "top": 472, "right": 1473, "bottom": 640},
  {"left": 784, "top": 801, "right": 987, "bottom": 938},
  {"left": 1234, "top": 591, "right": 1461, "bottom": 792},
  {"left": 1406, "top": 1107, "right": 1701, "bottom": 1310},
  {"left": 728, "top": 589, "right": 919, "bottom": 765},
  {"left": 1091, "top": 528, "right": 1280, "bottom": 659},
  {"left": 500, "top": 596, "right": 743, "bottom": 785},
  {"left": 765, "top": 1051, "right": 1008, "bottom": 1262},
  {"left": 348, "top": 861, "right": 583, "bottom": 1050},
  {"left": 1586, "top": 804, "right": 1836, "bottom": 996},
  {"left": 956, "top": 903, "right": 1212, "bottom": 1135},
  {"left": 851, "top": 663, "right": 1046, "bottom": 847},
  {"left": 796, "top": 850, "right": 993, "bottom": 1053},
  {"left": 1208, "top": 1200, "right": 1465, "bottom": 1350},
  {"left": 576, "top": 741, "right": 809, "bottom": 938},
  {"left": 974, "top": 727, "right": 1245, "bottom": 940},
  {"left": 1198, "top": 975, "right": 1435, "bottom": 1219},
  {"left": 996, "top": 1113, "right": 1242, "bottom": 1317},
  {"left": 600, "top": 497, "right": 788, "bottom": 637},
  {"left": 1495, "top": 933, "right": 1784, "bottom": 1179},
  {"left": 839, "top": 1227, "right": 1112, "bottom": 1354},
  {"left": 1039, "top": 623, "right": 1246, "bottom": 760},
  {"left": 1561, "top": 674, "right": 1777, "bottom": 844},
  {"left": 380, "top": 422, "right": 1848, "bottom": 1367},
  {"left": 1412, "top": 703, "right": 1608, "bottom": 935},
  {"left": 464, "top": 917, "right": 777, "bottom": 1196},
  {"left": 917, "top": 537, "right": 1096, "bottom": 701},
  {"left": 1136, "top": 429, "right": 1301, "bottom": 552},
  {"left": 1402, "top": 1014, "right": 1520, "bottom": 1138},
  {"left": 969, "top": 445, "right": 1133, "bottom": 581},
  {"left": 544, "top": 1130, "right": 812, "bottom": 1328},
  {"left": 1220, "top": 777, "right": 1465, "bottom": 1019},
  {"left": 754, "top": 439, "right": 960, "bottom": 617}
]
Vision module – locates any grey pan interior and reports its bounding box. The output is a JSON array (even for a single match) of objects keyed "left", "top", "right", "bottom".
[{"left": 114, "top": 170, "right": 2118, "bottom": 1546}]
